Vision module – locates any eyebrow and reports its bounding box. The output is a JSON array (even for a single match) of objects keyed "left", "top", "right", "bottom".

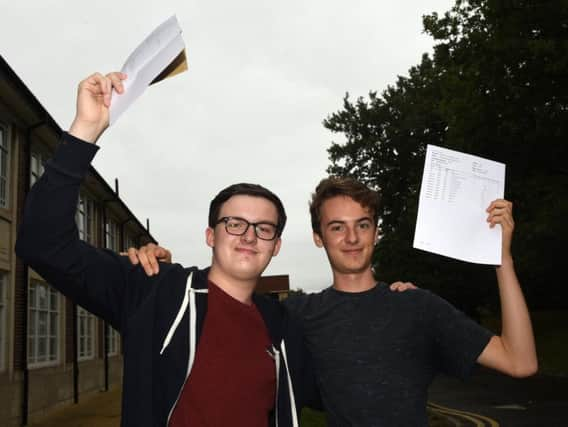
[{"left": 325, "top": 217, "right": 373, "bottom": 227}]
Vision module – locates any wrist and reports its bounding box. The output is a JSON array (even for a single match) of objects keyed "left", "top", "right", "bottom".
[
  {"left": 497, "top": 254, "right": 514, "bottom": 269},
  {"left": 68, "top": 119, "right": 103, "bottom": 144}
]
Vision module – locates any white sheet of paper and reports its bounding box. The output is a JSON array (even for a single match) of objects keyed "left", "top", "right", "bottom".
[
  {"left": 110, "top": 15, "right": 185, "bottom": 125},
  {"left": 413, "top": 144, "right": 505, "bottom": 265}
]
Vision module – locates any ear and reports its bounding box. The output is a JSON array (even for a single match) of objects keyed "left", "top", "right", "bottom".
[
  {"left": 205, "top": 227, "right": 215, "bottom": 248},
  {"left": 313, "top": 231, "right": 324, "bottom": 248},
  {"left": 374, "top": 227, "right": 381, "bottom": 245},
  {"left": 271, "top": 237, "right": 282, "bottom": 257}
]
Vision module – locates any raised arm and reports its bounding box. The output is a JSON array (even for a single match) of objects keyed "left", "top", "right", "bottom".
[
  {"left": 15, "top": 72, "right": 136, "bottom": 330},
  {"left": 476, "top": 200, "right": 538, "bottom": 377}
]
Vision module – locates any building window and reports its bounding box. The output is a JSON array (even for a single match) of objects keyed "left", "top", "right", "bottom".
[
  {"left": 30, "top": 151, "right": 46, "bottom": 187},
  {"left": 0, "top": 272, "right": 6, "bottom": 370},
  {"left": 107, "top": 325, "right": 119, "bottom": 356},
  {"left": 0, "top": 124, "right": 9, "bottom": 208},
  {"left": 124, "top": 234, "right": 137, "bottom": 251},
  {"left": 105, "top": 219, "right": 120, "bottom": 252},
  {"left": 77, "top": 306, "right": 95, "bottom": 360},
  {"left": 77, "top": 194, "right": 96, "bottom": 243},
  {"left": 28, "top": 281, "right": 59, "bottom": 366}
]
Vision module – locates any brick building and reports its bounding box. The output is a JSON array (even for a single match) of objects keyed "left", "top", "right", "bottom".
[{"left": 0, "top": 56, "right": 157, "bottom": 426}]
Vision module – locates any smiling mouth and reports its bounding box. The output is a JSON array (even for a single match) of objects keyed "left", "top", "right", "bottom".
[
  {"left": 342, "top": 249, "right": 363, "bottom": 255},
  {"left": 236, "top": 247, "right": 257, "bottom": 255}
]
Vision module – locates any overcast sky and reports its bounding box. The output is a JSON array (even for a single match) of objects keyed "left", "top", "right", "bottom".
[{"left": 2, "top": 0, "right": 454, "bottom": 292}]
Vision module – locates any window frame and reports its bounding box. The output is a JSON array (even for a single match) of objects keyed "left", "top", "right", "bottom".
[
  {"left": 28, "top": 280, "right": 60, "bottom": 368},
  {"left": 0, "top": 271, "right": 6, "bottom": 371},
  {"left": 77, "top": 194, "right": 96, "bottom": 244},
  {"left": 0, "top": 123, "right": 10, "bottom": 209},
  {"left": 105, "top": 218, "right": 120, "bottom": 252},
  {"left": 77, "top": 306, "right": 96, "bottom": 361},
  {"left": 106, "top": 325, "right": 119, "bottom": 356},
  {"left": 30, "top": 150, "right": 46, "bottom": 188}
]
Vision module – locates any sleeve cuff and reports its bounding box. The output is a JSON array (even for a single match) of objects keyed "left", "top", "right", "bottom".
[{"left": 46, "top": 132, "right": 100, "bottom": 179}]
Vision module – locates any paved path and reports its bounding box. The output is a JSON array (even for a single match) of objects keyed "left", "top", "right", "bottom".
[
  {"left": 29, "top": 387, "right": 121, "bottom": 427},
  {"left": 429, "top": 368, "right": 568, "bottom": 426},
  {"left": 29, "top": 369, "right": 567, "bottom": 426}
]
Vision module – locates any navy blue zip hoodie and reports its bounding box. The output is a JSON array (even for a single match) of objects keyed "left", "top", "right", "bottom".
[{"left": 15, "top": 133, "right": 316, "bottom": 427}]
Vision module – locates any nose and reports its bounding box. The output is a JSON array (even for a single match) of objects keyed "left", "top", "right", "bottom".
[
  {"left": 241, "top": 223, "right": 257, "bottom": 243},
  {"left": 345, "top": 225, "right": 359, "bottom": 244}
]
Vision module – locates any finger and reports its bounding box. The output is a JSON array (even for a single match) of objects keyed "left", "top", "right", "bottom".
[
  {"left": 403, "top": 282, "right": 417, "bottom": 290},
  {"left": 487, "top": 207, "right": 514, "bottom": 228},
  {"left": 147, "top": 248, "right": 160, "bottom": 274},
  {"left": 85, "top": 72, "right": 112, "bottom": 107},
  {"left": 107, "top": 72, "right": 126, "bottom": 94},
  {"left": 155, "top": 248, "right": 167, "bottom": 261},
  {"left": 486, "top": 199, "right": 512, "bottom": 213},
  {"left": 493, "top": 215, "right": 515, "bottom": 229},
  {"left": 486, "top": 207, "right": 507, "bottom": 223},
  {"left": 390, "top": 281, "right": 404, "bottom": 291},
  {"left": 127, "top": 248, "right": 140, "bottom": 265},
  {"left": 137, "top": 248, "right": 154, "bottom": 276},
  {"left": 140, "top": 243, "right": 160, "bottom": 274},
  {"left": 154, "top": 247, "right": 172, "bottom": 264},
  {"left": 396, "top": 282, "right": 416, "bottom": 292},
  {"left": 164, "top": 249, "right": 172, "bottom": 263}
]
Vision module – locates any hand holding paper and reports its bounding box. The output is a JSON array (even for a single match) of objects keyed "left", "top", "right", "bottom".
[
  {"left": 486, "top": 198, "right": 515, "bottom": 262},
  {"left": 413, "top": 145, "right": 506, "bottom": 264},
  {"left": 69, "top": 72, "right": 127, "bottom": 143},
  {"left": 109, "top": 15, "right": 188, "bottom": 125}
]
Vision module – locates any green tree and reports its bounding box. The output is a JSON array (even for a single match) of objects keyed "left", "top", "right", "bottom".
[{"left": 324, "top": 0, "right": 568, "bottom": 311}]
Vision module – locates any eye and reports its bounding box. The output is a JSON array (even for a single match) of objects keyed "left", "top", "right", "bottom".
[
  {"left": 358, "top": 221, "right": 372, "bottom": 230},
  {"left": 330, "top": 224, "right": 345, "bottom": 233},
  {"left": 227, "top": 219, "right": 245, "bottom": 230},
  {"left": 257, "top": 224, "right": 274, "bottom": 234}
]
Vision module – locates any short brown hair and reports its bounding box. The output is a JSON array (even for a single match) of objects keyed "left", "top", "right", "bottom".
[
  {"left": 309, "top": 177, "right": 380, "bottom": 235},
  {"left": 209, "top": 183, "right": 287, "bottom": 236}
]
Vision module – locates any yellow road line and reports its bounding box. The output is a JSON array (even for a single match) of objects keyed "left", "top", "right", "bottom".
[
  {"left": 429, "top": 405, "right": 485, "bottom": 426},
  {"left": 428, "top": 402, "right": 500, "bottom": 427}
]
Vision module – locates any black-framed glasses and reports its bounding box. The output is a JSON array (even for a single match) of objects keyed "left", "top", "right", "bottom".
[{"left": 216, "top": 216, "right": 279, "bottom": 241}]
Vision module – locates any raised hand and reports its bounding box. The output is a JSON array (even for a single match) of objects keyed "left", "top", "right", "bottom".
[
  {"left": 69, "top": 72, "right": 127, "bottom": 143},
  {"left": 486, "top": 199, "right": 514, "bottom": 261}
]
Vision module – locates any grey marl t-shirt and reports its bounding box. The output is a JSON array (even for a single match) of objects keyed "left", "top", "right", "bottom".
[{"left": 284, "top": 283, "right": 493, "bottom": 427}]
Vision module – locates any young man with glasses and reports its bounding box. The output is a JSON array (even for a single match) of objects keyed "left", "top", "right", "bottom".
[{"left": 15, "top": 72, "right": 314, "bottom": 427}]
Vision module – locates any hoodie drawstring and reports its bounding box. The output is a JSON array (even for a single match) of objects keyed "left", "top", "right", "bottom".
[
  {"left": 160, "top": 273, "right": 297, "bottom": 427},
  {"left": 163, "top": 272, "right": 208, "bottom": 425},
  {"left": 159, "top": 271, "right": 192, "bottom": 355},
  {"left": 187, "top": 286, "right": 207, "bottom": 375},
  {"left": 271, "top": 341, "right": 299, "bottom": 427}
]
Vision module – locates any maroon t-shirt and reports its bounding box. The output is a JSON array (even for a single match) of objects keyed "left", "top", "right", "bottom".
[{"left": 169, "top": 281, "right": 276, "bottom": 427}]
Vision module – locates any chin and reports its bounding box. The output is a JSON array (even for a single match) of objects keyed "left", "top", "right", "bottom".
[
  {"left": 333, "top": 262, "right": 369, "bottom": 275},
  {"left": 231, "top": 266, "right": 265, "bottom": 281}
]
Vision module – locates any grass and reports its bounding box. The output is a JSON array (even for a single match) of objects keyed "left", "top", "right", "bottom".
[{"left": 300, "top": 408, "right": 326, "bottom": 426}]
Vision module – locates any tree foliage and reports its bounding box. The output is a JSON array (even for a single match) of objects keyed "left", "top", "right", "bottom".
[{"left": 324, "top": 0, "right": 568, "bottom": 311}]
